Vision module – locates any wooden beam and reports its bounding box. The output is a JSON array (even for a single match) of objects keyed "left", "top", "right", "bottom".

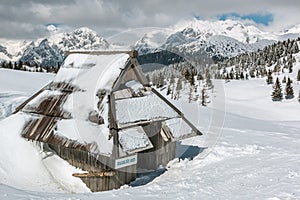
[
  {"left": 13, "top": 84, "right": 50, "bottom": 114},
  {"left": 151, "top": 87, "right": 203, "bottom": 136},
  {"left": 72, "top": 171, "right": 115, "bottom": 178}
]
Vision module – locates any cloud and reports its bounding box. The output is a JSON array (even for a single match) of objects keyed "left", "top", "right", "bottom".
[{"left": 0, "top": 0, "right": 299, "bottom": 39}]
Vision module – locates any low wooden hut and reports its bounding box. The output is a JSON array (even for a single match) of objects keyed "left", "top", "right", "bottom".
[{"left": 15, "top": 50, "right": 202, "bottom": 192}]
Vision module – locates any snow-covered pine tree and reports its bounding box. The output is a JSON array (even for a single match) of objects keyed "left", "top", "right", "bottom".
[
  {"left": 189, "top": 71, "right": 195, "bottom": 86},
  {"left": 197, "top": 73, "right": 203, "bottom": 81},
  {"left": 240, "top": 72, "right": 245, "bottom": 80},
  {"left": 285, "top": 77, "right": 294, "bottom": 99},
  {"left": 158, "top": 72, "right": 164, "bottom": 87},
  {"left": 229, "top": 68, "right": 234, "bottom": 79},
  {"left": 201, "top": 85, "right": 209, "bottom": 106},
  {"left": 205, "top": 68, "right": 213, "bottom": 89},
  {"left": 266, "top": 70, "right": 273, "bottom": 84},
  {"left": 288, "top": 61, "right": 293, "bottom": 73},
  {"left": 272, "top": 77, "right": 283, "bottom": 101},
  {"left": 282, "top": 76, "right": 286, "bottom": 83},
  {"left": 166, "top": 84, "right": 171, "bottom": 96},
  {"left": 175, "top": 78, "right": 183, "bottom": 100},
  {"left": 170, "top": 74, "right": 175, "bottom": 99},
  {"left": 145, "top": 74, "right": 150, "bottom": 82}
]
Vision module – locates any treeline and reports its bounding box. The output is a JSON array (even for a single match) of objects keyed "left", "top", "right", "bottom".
[
  {"left": 145, "top": 60, "right": 214, "bottom": 106},
  {"left": 0, "top": 60, "right": 60, "bottom": 73},
  {"left": 216, "top": 37, "right": 300, "bottom": 102},
  {"left": 217, "top": 37, "right": 300, "bottom": 79}
]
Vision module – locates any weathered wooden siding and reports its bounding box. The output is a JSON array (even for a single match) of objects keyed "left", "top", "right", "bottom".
[
  {"left": 49, "top": 143, "right": 136, "bottom": 192},
  {"left": 138, "top": 121, "right": 176, "bottom": 170}
]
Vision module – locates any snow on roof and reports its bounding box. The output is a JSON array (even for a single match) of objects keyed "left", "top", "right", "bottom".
[
  {"left": 17, "top": 53, "right": 132, "bottom": 156},
  {"left": 118, "top": 126, "right": 153, "bottom": 153},
  {"left": 22, "top": 90, "right": 63, "bottom": 111},
  {"left": 53, "top": 53, "right": 130, "bottom": 155},
  {"left": 125, "top": 80, "right": 144, "bottom": 94},
  {"left": 164, "top": 118, "right": 193, "bottom": 139},
  {"left": 54, "top": 53, "right": 130, "bottom": 91},
  {"left": 55, "top": 119, "right": 113, "bottom": 155},
  {"left": 115, "top": 93, "right": 179, "bottom": 127}
]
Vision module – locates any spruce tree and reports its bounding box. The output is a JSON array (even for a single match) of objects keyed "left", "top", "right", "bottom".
[
  {"left": 197, "top": 73, "right": 204, "bottom": 81},
  {"left": 272, "top": 77, "right": 283, "bottom": 101},
  {"left": 288, "top": 61, "right": 293, "bottom": 73},
  {"left": 158, "top": 72, "right": 164, "bottom": 87},
  {"left": 240, "top": 72, "right": 245, "bottom": 80},
  {"left": 170, "top": 74, "right": 175, "bottom": 99},
  {"left": 175, "top": 78, "right": 182, "bottom": 100},
  {"left": 266, "top": 70, "right": 273, "bottom": 84},
  {"left": 285, "top": 77, "right": 294, "bottom": 99},
  {"left": 229, "top": 68, "right": 234, "bottom": 79},
  {"left": 297, "top": 69, "right": 300, "bottom": 82},
  {"left": 189, "top": 73, "right": 195, "bottom": 86},
  {"left": 166, "top": 85, "right": 171, "bottom": 96},
  {"left": 183, "top": 69, "right": 190, "bottom": 81},
  {"left": 176, "top": 78, "right": 182, "bottom": 91},
  {"left": 282, "top": 76, "right": 286, "bottom": 83},
  {"left": 205, "top": 69, "right": 213, "bottom": 89},
  {"left": 201, "top": 86, "right": 209, "bottom": 106}
]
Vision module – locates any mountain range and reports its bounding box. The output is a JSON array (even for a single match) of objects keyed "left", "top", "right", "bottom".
[{"left": 0, "top": 19, "right": 300, "bottom": 67}]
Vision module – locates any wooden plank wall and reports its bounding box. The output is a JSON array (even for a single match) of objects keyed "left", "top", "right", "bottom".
[
  {"left": 49, "top": 143, "right": 136, "bottom": 192},
  {"left": 138, "top": 121, "right": 176, "bottom": 170}
]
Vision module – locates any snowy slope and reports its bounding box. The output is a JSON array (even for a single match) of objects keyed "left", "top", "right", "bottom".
[
  {"left": 1, "top": 51, "right": 300, "bottom": 199},
  {"left": 0, "top": 69, "right": 55, "bottom": 120},
  {"left": 0, "top": 73, "right": 300, "bottom": 199}
]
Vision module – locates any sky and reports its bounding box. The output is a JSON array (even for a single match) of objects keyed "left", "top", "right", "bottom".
[{"left": 0, "top": 0, "right": 300, "bottom": 40}]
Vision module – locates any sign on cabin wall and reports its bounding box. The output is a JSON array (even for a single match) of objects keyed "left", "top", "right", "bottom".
[{"left": 115, "top": 154, "right": 137, "bottom": 169}]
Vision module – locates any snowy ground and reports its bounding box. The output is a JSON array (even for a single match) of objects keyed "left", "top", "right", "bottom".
[
  {"left": 0, "top": 69, "right": 55, "bottom": 120},
  {"left": 0, "top": 69, "right": 300, "bottom": 199}
]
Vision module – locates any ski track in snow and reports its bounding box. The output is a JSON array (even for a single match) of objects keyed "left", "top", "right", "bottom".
[{"left": 0, "top": 69, "right": 300, "bottom": 199}]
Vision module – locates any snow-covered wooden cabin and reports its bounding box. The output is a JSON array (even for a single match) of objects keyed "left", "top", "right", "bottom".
[{"left": 16, "top": 50, "right": 202, "bottom": 192}]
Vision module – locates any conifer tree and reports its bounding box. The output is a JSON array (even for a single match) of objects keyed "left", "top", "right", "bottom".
[
  {"left": 205, "top": 69, "right": 213, "bottom": 89},
  {"left": 189, "top": 72, "right": 195, "bottom": 86},
  {"left": 297, "top": 69, "right": 300, "bottom": 82},
  {"left": 197, "top": 73, "right": 203, "bottom": 81},
  {"left": 272, "top": 77, "right": 283, "bottom": 101},
  {"left": 229, "top": 68, "right": 234, "bottom": 79},
  {"left": 240, "top": 72, "right": 245, "bottom": 80},
  {"left": 183, "top": 69, "right": 190, "bottom": 81},
  {"left": 166, "top": 84, "right": 171, "bottom": 96},
  {"left": 285, "top": 77, "right": 294, "bottom": 99},
  {"left": 266, "top": 70, "right": 273, "bottom": 84},
  {"left": 170, "top": 74, "right": 175, "bottom": 85},
  {"left": 145, "top": 74, "right": 150, "bottom": 82},
  {"left": 201, "top": 86, "right": 209, "bottom": 106},
  {"left": 176, "top": 78, "right": 182, "bottom": 91},
  {"left": 245, "top": 73, "right": 249, "bottom": 80},
  {"left": 175, "top": 78, "right": 183, "bottom": 100},
  {"left": 158, "top": 72, "right": 164, "bottom": 87},
  {"left": 170, "top": 74, "right": 175, "bottom": 99},
  {"left": 282, "top": 76, "right": 286, "bottom": 83},
  {"left": 8, "top": 61, "right": 13, "bottom": 69},
  {"left": 288, "top": 61, "right": 293, "bottom": 73}
]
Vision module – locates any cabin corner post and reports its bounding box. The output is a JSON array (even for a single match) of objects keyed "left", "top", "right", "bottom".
[{"left": 108, "top": 92, "right": 119, "bottom": 161}]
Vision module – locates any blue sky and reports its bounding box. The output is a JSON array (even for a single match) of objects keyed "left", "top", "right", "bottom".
[{"left": 218, "top": 13, "right": 274, "bottom": 26}]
